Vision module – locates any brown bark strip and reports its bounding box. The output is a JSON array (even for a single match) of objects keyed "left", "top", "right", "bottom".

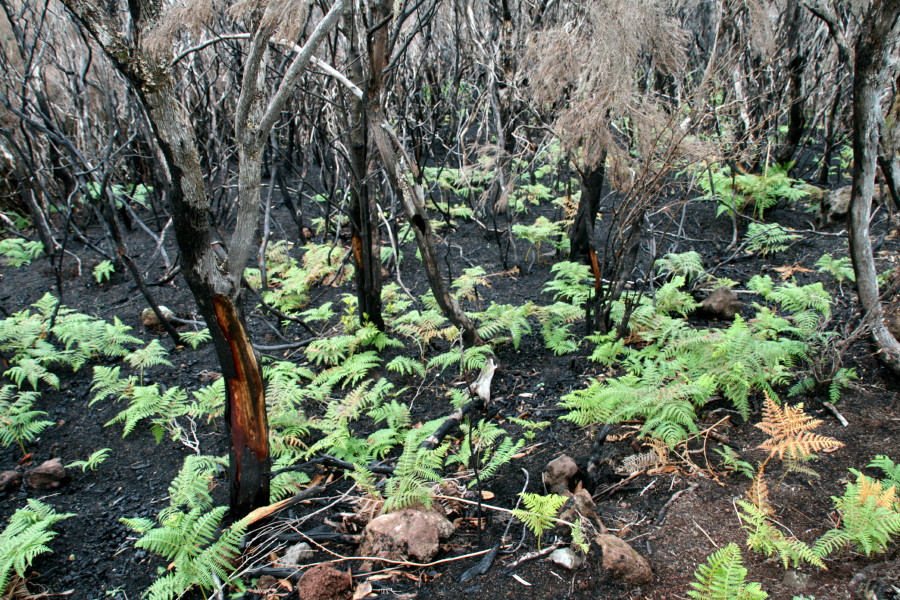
[{"left": 213, "top": 295, "right": 270, "bottom": 516}]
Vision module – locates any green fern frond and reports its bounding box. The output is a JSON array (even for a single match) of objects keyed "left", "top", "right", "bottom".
[
  {"left": 190, "top": 379, "right": 225, "bottom": 422},
  {"left": 90, "top": 365, "right": 135, "bottom": 405},
  {"left": 744, "top": 222, "right": 799, "bottom": 256},
  {"left": 180, "top": 329, "right": 211, "bottom": 349},
  {"left": 452, "top": 266, "right": 490, "bottom": 302},
  {"left": 511, "top": 493, "right": 568, "bottom": 549},
  {"left": 65, "top": 448, "right": 111, "bottom": 472},
  {"left": 475, "top": 303, "right": 535, "bottom": 349},
  {"left": 382, "top": 428, "right": 447, "bottom": 512},
  {"left": 427, "top": 349, "right": 462, "bottom": 372},
  {"left": 655, "top": 251, "right": 705, "bottom": 282},
  {"left": 121, "top": 457, "right": 239, "bottom": 600},
  {"left": 126, "top": 339, "right": 173, "bottom": 372},
  {"left": 738, "top": 500, "right": 825, "bottom": 569},
  {"left": 469, "top": 436, "right": 524, "bottom": 486},
  {"left": 869, "top": 456, "right": 900, "bottom": 487},
  {"left": 687, "top": 543, "right": 768, "bottom": 600},
  {"left": 653, "top": 276, "right": 699, "bottom": 317},
  {"left": 815, "top": 254, "right": 855, "bottom": 284},
  {"left": 543, "top": 261, "right": 592, "bottom": 305},
  {"left": 827, "top": 472, "right": 900, "bottom": 556},
  {"left": 312, "top": 351, "right": 382, "bottom": 389},
  {"left": 0, "top": 238, "right": 44, "bottom": 267},
  {"left": 0, "top": 500, "right": 74, "bottom": 596},
  {"left": 0, "top": 387, "right": 54, "bottom": 455},
  {"left": 386, "top": 356, "right": 426, "bottom": 378},
  {"left": 105, "top": 384, "right": 190, "bottom": 439},
  {"left": 270, "top": 460, "right": 312, "bottom": 501},
  {"left": 6, "top": 358, "right": 59, "bottom": 390}
]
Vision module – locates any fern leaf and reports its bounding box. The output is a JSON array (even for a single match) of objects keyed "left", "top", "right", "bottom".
[
  {"left": 756, "top": 393, "right": 843, "bottom": 460},
  {"left": 688, "top": 543, "right": 768, "bottom": 600},
  {"left": 386, "top": 356, "right": 426, "bottom": 378}
]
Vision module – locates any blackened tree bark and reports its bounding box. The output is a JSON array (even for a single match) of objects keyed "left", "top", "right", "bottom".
[
  {"left": 878, "top": 84, "right": 900, "bottom": 210},
  {"left": 569, "top": 158, "right": 607, "bottom": 293},
  {"left": 849, "top": 0, "right": 900, "bottom": 377},
  {"left": 364, "top": 0, "right": 481, "bottom": 347},
  {"left": 345, "top": 12, "right": 384, "bottom": 331},
  {"left": 775, "top": 3, "right": 808, "bottom": 168},
  {"left": 60, "top": 0, "right": 345, "bottom": 518}
]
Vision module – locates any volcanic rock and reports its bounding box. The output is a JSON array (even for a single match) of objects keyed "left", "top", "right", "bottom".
[
  {"left": 25, "top": 458, "right": 69, "bottom": 490},
  {"left": 358, "top": 508, "right": 454, "bottom": 563}
]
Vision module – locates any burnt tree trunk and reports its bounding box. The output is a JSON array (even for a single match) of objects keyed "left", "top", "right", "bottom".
[
  {"left": 346, "top": 12, "right": 384, "bottom": 330},
  {"left": 145, "top": 81, "right": 272, "bottom": 519},
  {"left": 56, "top": 0, "right": 334, "bottom": 518},
  {"left": 849, "top": 0, "right": 900, "bottom": 376},
  {"left": 775, "top": 4, "right": 808, "bottom": 168},
  {"left": 365, "top": 0, "right": 481, "bottom": 347},
  {"left": 878, "top": 85, "right": 900, "bottom": 210},
  {"left": 569, "top": 158, "right": 607, "bottom": 292}
]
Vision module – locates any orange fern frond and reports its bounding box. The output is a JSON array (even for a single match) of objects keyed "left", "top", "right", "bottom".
[
  {"left": 747, "top": 467, "right": 774, "bottom": 515},
  {"left": 858, "top": 476, "right": 898, "bottom": 509},
  {"left": 756, "top": 392, "right": 843, "bottom": 461}
]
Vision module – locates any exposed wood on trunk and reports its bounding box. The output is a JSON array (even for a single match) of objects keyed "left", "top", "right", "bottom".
[
  {"left": 213, "top": 295, "right": 270, "bottom": 517},
  {"left": 570, "top": 160, "right": 607, "bottom": 294}
]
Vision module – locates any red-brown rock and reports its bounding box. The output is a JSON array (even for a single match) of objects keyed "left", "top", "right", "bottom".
[
  {"left": 699, "top": 287, "right": 743, "bottom": 321},
  {"left": 24, "top": 458, "right": 69, "bottom": 490},
  {"left": 295, "top": 564, "right": 352, "bottom": 600},
  {"left": 543, "top": 454, "right": 578, "bottom": 494},
  {"left": 596, "top": 534, "right": 653, "bottom": 585},
  {"left": 358, "top": 508, "right": 454, "bottom": 563}
]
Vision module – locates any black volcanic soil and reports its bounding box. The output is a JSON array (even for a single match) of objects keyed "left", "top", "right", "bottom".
[{"left": 1, "top": 170, "right": 898, "bottom": 600}]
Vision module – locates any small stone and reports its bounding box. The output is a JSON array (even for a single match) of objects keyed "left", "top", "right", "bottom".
[
  {"left": 782, "top": 569, "right": 811, "bottom": 592},
  {"left": 822, "top": 186, "right": 851, "bottom": 222},
  {"left": 595, "top": 534, "right": 653, "bottom": 586},
  {"left": 358, "top": 508, "right": 454, "bottom": 563},
  {"left": 295, "top": 564, "right": 352, "bottom": 600},
  {"left": 543, "top": 455, "right": 578, "bottom": 494},
  {"left": 281, "top": 542, "right": 314, "bottom": 566},
  {"left": 0, "top": 471, "right": 22, "bottom": 493},
  {"left": 549, "top": 547, "right": 584, "bottom": 570},
  {"left": 699, "top": 287, "right": 743, "bottom": 321},
  {"left": 25, "top": 458, "right": 69, "bottom": 490},
  {"left": 141, "top": 306, "right": 175, "bottom": 330}
]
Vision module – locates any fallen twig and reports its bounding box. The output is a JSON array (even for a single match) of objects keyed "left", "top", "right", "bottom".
[
  {"left": 252, "top": 338, "right": 315, "bottom": 352},
  {"left": 594, "top": 471, "right": 643, "bottom": 499},
  {"left": 243, "top": 485, "right": 324, "bottom": 527},
  {"left": 458, "top": 543, "right": 501, "bottom": 582},
  {"left": 821, "top": 400, "right": 849, "bottom": 426},
  {"left": 270, "top": 455, "right": 395, "bottom": 477},
  {"left": 652, "top": 482, "right": 700, "bottom": 528},
  {"left": 501, "top": 544, "right": 562, "bottom": 572}
]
